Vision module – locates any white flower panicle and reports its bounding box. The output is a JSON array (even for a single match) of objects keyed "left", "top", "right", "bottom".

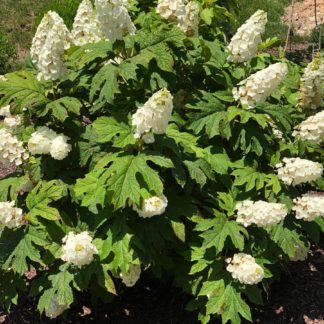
[
  {"left": 299, "top": 55, "right": 324, "bottom": 110},
  {"left": 31, "top": 11, "right": 71, "bottom": 81},
  {"left": 45, "top": 294, "right": 69, "bottom": 319},
  {"left": 0, "top": 128, "right": 29, "bottom": 166},
  {"left": 233, "top": 63, "right": 288, "bottom": 108},
  {"left": 179, "top": 1, "right": 200, "bottom": 36},
  {"left": 120, "top": 264, "right": 141, "bottom": 287},
  {"left": 0, "top": 201, "right": 24, "bottom": 229},
  {"left": 71, "top": 0, "right": 104, "bottom": 46},
  {"left": 132, "top": 88, "right": 173, "bottom": 143},
  {"left": 226, "top": 253, "right": 264, "bottom": 285},
  {"left": 95, "top": 0, "right": 136, "bottom": 41},
  {"left": 61, "top": 231, "right": 98, "bottom": 266},
  {"left": 228, "top": 10, "right": 267, "bottom": 63},
  {"left": 0, "top": 105, "right": 11, "bottom": 117},
  {"left": 156, "top": 0, "right": 186, "bottom": 21},
  {"left": 0, "top": 105, "right": 22, "bottom": 129},
  {"left": 290, "top": 241, "right": 309, "bottom": 262},
  {"left": 50, "top": 135, "right": 72, "bottom": 160},
  {"left": 276, "top": 157, "right": 323, "bottom": 186},
  {"left": 133, "top": 195, "right": 168, "bottom": 218},
  {"left": 28, "top": 127, "right": 72, "bottom": 160},
  {"left": 292, "top": 110, "right": 324, "bottom": 143},
  {"left": 235, "top": 200, "right": 288, "bottom": 227},
  {"left": 292, "top": 192, "right": 324, "bottom": 221}
]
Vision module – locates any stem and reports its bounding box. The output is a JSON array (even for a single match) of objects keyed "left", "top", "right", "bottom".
[{"left": 284, "top": 0, "right": 295, "bottom": 54}]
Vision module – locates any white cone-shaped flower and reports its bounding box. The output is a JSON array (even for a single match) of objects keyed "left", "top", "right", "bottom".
[
  {"left": 132, "top": 89, "right": 173, "bottom": 143},
  {"left": 45, "top": 294, "right": 69, "bottom": 319},
  {"left": 0, "top": 128, "right": 29, "bottom": 166},
  {"left": 228, "top": 10, "right": 267, "bottom": 63},
  {"left": 226, "top": 253, "right": 264, "bottom": 285},
  {"left": 0, "top": 105, "right": 11, "bottom": 117},
  {"left": 0, "top": 105, "right": 22, "bottom": 129},
  {"left": 0, "top": 201, "right": 24, "bottom": 229},
  {"left": 233, "top": 63, "right": 288, "bottom": 108},
  {"left": 178, "top": 1, "right": 199, "bottom": 36},
  {"left": 71, "top": 0, "right": 104, "bottom": 46},
  {"left": 293, "top": 192, "right": 324, "bottom": 221},
  {"left": 156, "top": 0, "right": 186, "bottom": 21},
  {"left": 276, "top": 157, "right": 323, "bottom": 186},
  {"left": 133, "top": 195, "right": 168, "bottom": 218},
  {"left": 95, "top": 0, "right": 136, "bottom": 41},
  {"left": 61, "top": 231, "right": 98, "bottom": 266},
  {"left": 120, "top": 264, "right": 141, "bottom": 287},
  {"left": 299, "top": 54, "right": 324, "bottom": 110},
  {"left": 293, "top": 110, "right": 324, "bottom": 143},
  {"left": 31, "top": 11, "right": 71, "bottom": 81},
  {"left": 50, "top": 135, "right": 72, "bottom": 160},
  {"left": 235, "top": 200, "right": 288, "bottom": 227}
]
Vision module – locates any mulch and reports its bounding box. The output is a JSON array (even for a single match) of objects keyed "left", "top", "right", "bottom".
[{"left": 0, "top": 165, "right": 323, "bottom": 324}]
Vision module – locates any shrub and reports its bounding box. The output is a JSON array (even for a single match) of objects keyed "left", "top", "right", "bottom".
[
  {"left": 0, "top": 32, "right": 16, "bottom": 74},
  {"left": 0, "top": 1, "right": 323, "bottom": 323}
]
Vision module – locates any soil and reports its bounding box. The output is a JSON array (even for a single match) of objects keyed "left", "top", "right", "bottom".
[{"left": 283, "top": 0, "right": 324, "bottom": 37}]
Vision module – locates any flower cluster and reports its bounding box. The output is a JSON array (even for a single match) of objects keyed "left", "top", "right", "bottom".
[
  {"left": 156, "top": 0, "right": 200, "bottom": 36},
  {"left": 28, "top": 127, "right": 72, "bottom": 160},
  {"left": 226, "top": 253, "right": 264, "bottom": 285},
  {"left": 45, "top": 294, "right": 69, "bottom": 319},
  {"left": 120, "top": 264, "right": 141, "bottom": 287},
  {"left": 233, "top": 63, "right": 288, "bottom": 108},
  {"left": 133, "top": 195, "right": 168, "bottom": 218},
  {"left": 235, "top": 200, "right": 288, "bottom": 227},
  {"left": 61, "top": 232, "right": 98, "bottom": 266},
  {"left": 71, "top": 0, "right": 104, "bottom": 46},
  {"left": 0, "top": 201, "right": 24, "bottom": 229},
  {"left": 132, "top": 89, "right": 174, "bottom": 143},
  {"left": 228, "top": 10, "right": 267, "bottom": 63},
  {"left": 292, "top": 110, "right": 324, "bottom": 143},
  {"left": 0, "top": 105, "right": 22, "bottom": 129},
  {"left": 0, "top": 128, "right": 29, "bottom": 166},
  {"left": 299, "top": 54, "right": 324, "bottom": 110},
  {"left": 0, "top": 105, "right": 11, "bottom": 117},
  {"left": 276, "top": 157, "right": 323, "bottom": 186},
  {"left": 293, "top": 192, "right": 324, "bottom": 221},
  {"left": 30, "top": 11, "right": 71, "bottom": 81},
  {"left": 95, "top": 0, "right": 136, "bottom": 41}
]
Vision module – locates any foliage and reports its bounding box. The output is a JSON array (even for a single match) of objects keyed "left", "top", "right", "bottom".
[
  {"left": 0, "top": 32, "right": 16, "bottom": 74},
  {"left": 0, "top": 2, "right": 323, "bottom": 323}
]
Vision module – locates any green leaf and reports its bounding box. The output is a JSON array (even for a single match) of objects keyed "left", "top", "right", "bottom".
[
  {"left": 46, "top": 97, "right": 82, "bottom": 122},
  {"left": 0, "top": 175, "right": 32, "bottom": 201},
  {"left": 92, "top": 116, "right": 136, "bottom": 148},
  {"left": 26, "top": 180, "right": 68, "bottom": 221},
  {"left": 48, "top": 268, "right": 74, "bottom": 305},
  {"left": 184, "top": 159, "right": 214, "bottom": 188},
  {"left": 0, "top": 70, "right": 48, "bottom": 112},
  {"left": 171, "top": 220, "right": 186, "bottom": 242},
  {"left": 111, "top": 233, "right": 133, "bottom": 273}
]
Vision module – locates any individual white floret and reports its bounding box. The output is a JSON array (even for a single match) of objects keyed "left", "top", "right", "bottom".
[
  {"left": 30, "top": 11, "right": 71, "bottom": 66},
  {"left": 71, "top": 0, "right": 104, "bottom": 46},
  {"left": 133, "top": 195, "right": 168, "bottom": 218},
  {"left": 28, "top": 127, "right": 58, "bottom": 155},
  {"left": 276, "top": 157, "right": 323, "bottom": 186},
  {"left": 45, "top": 294, "right": 69, "bottom": 319},
  {"left": 0, "top": 105, "right": 11, "bottom": 117},
  {"left": 293, "top": 192, "right": 324, "bottom": 221},
  {"left": 132, "top": 88, "right": 173, "bottom": 143},
  {"left": 0, "top": 201, "right": 24, "bottom": 229},
  {"left": 0, "top": 128, "right": 29, "bottom": 166},
  {"left": 299, "top": 54, "right": 324, "bottom": 110},
  {"left": 120, "top": 264, "right": 141, "bottom": 287},
  {"left": 232, "top": 63, "right": 288, "bottom": 108},
  {"left": 228, "top": 10, "right": 267, "bottom": 63},
  {"left": 292, "top": 110, "right": 324, "bottom": 143},
  {"left": 178, "top": 1, "right": 200, "bottom": 36},
  {"left": 95, "top": 0, "right": 136, "bottom": 41},
  {"left": 50, "top": 135, "right": 72, "bottom": 160},
  {"left": 226, "top": 253, "right": 264, "bottom": 285},
  {"left": 61, "top": 231, "right": 98, "bottom": 266},
  {"left": 290, "top": 241, "right": 309, "bottom": 262},
  {"left": 156, "top": 0, "right": 186, "bottom": 21},
  {"left": 235, "top": 200, "right": 288, "bottom": 227}
]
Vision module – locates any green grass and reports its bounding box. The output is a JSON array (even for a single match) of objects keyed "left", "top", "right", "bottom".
[{"left": 235, "top": 0, "right": 291, "bottom": 42}]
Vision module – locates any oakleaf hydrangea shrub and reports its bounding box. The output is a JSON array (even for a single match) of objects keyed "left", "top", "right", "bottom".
[{"left": 0, "top": 1, "right": 323, "bottom": 323}]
